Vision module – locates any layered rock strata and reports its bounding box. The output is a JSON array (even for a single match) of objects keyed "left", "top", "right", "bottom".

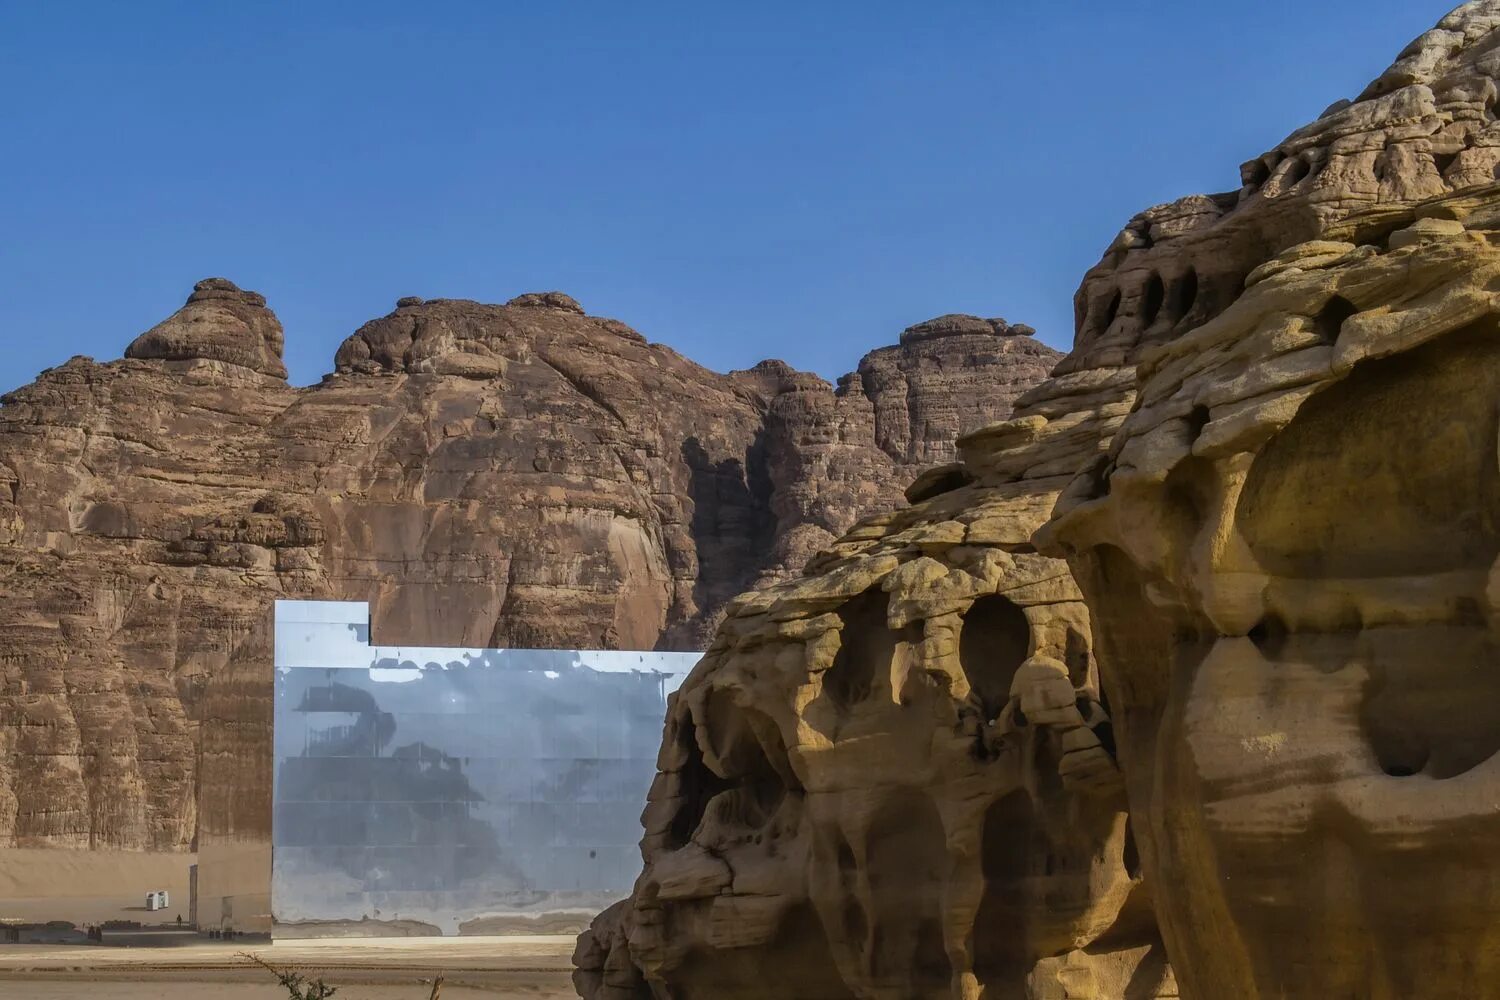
[
  {"left": 578, "top": 3, "right": 1500, "bottom": 997},
  {"left": 0, "top": 280, "right": 1057, "bottom": 853}
]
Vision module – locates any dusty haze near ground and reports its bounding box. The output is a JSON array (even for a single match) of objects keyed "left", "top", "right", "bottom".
[{"left": 0, "top": 936, "right": 576, "bottom": 999}]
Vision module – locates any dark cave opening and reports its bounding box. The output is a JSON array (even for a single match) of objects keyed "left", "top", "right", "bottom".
[{"left": 959, "top": 594, "right": 1032, "bottom": 721}]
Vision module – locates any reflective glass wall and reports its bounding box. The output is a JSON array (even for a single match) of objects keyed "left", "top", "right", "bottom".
[{"left": 272, "top": 600, "right": 696, "bottom": 937}]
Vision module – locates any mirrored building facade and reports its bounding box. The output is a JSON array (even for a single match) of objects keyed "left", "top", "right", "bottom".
[{"left": 268, "top": 600, "right": 697, "bottom": 937}]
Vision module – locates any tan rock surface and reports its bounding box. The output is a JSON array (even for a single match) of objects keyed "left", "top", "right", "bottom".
[
  {"left": 1034, "top": 4, "right": 1500, "bottom": 994},
  {"left": 1047, "top": 192, "right": 1500, "bottom": 999},
  {"left": 0, "top": 285, "right": 1056, "bottom": 858}
]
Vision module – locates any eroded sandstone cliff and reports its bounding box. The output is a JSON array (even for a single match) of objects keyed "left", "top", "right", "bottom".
[
  {"left": 1041, "top": 10, "right": 1500, "bottom": 991},
  {"left": 577, "top": 3, "right": 1500, "bottom": 998},
  {"left": 0, "top": 281, "right": 1057, "bottom": 853},
  {"left": 1047, "top": 191, "right": 1500, "bottom": 1000}
]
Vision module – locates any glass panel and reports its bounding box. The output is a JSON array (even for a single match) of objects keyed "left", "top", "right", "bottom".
[{"left": 271, "top": 599, "right": 697, "bottom": 937}]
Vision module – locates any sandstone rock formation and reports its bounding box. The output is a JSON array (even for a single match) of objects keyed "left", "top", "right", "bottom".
[
  {"left": 573, "top": 440, "right": 1172, "bottom": 999},
  {"left": 1046, "top": 193, "right": 1500, "bottom": 1000},
  {"left": 578, "top": 3, "right": 1500, "bottom": 998},
  {"left": 0, "top": 282, "right": 1056, "bottom": 856},
  {"left": 573, "top": 287, "right": 1170, "bottom": 1000},
  {"left": 126, "top": 277, "right": 290, "bottom": 378},
  {"left": 1038, "top": 7, "right": 1500, "bottom": 993},
  {"left": 1069, "top": 0, "right": 1500, "bottom": 384}
]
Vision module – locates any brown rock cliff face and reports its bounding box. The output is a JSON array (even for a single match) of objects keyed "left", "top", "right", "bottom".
[
  {"left": 126, "top": 277, "right": 289, "bottom": 378},
  {"left": 744, "top": 317, "right": 1056, "bottom": 591},
  {"left": 0, "top": 281, "right": 1057, "bottom": 852},
  {"left": 576, "top": 3, "right": 1500, "bottom": 998}
]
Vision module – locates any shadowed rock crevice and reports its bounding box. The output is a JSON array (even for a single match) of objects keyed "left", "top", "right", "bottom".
[
  {"left": 972, "top": 790, "right": 1040, "bottom": 985},
  {"left": 682, "top": 434, "right": 777, "bottom": 624},
  {"left": 824, "top": 588, "right": 899, "bottom": 713},
  {"left": 959, "top": 594, "right": 1032, "bottom": 720},
  {"left": 865, "top": 790, "right": 952, "bottom": 997},
  {"left": 1169, "top": 267, "right": 1198, "bottom": 325},
  {"left": 1141, "top": 273, "right": 1166, "bottom": 327},
  {"left": 665, "top": 720, "right": 735, "bottom": 851},
  {"left": 1311, "top": 294, "right": 1358, "bottom": 345}
]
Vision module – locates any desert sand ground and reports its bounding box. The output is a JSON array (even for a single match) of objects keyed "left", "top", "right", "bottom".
[
  {"left": 0, "top": 850, "right": 578, "bottom": 996},
  {"left": 0, "top": 935, "right": 578, "bottom": 998}
]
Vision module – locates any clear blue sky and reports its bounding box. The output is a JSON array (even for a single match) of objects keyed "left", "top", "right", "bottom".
[{"left": 0, "top": 1, "right": 1452, "bottom": 391}]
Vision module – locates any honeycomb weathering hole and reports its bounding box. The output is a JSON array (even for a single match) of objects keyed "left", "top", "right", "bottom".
[
  {"left": 1142, "top": 273, "right": 1165, "bottom": 326},
  {"left": 1122, "top": 822, "right": 1142, "bottom": 879},
  {"left": 695, "top": 694, "right": 794, "bottom": 831},
  {"left": 666, "top": 717, "right": 735, "bottom": 849},
  {"left": 825, "top": 588, "right": 899, "bottom": 711},
  {"left": 864, "top": 790, "right": 952, "bottom": 991},
  {"left": 1236, "top": 325, "right": 1500, "bottom": 781},
  {"left": 1064, "top": 626, "right": 1091, "bottom": 684},
  {"left": 1238, "top": 322, "right": 1500, "bottom": 579},
  {"left": 959, "top": 594, "right": 1031, "bottom": 719},
  {"left": 1312, "top": 295, "right": 1358, "bottom": 345},
  {"left": 1359, "top": 626, "right": 1500, "bottom": 780},
  {"left": 1282, "top": 155, "right": 1311, "bottom": 188},
  {"left": 972, "top": 789, "right": 1039, "bottom": 979},
  {"left": 1170, "top": 268, "right": 1198, "bottom": 324},
  {"left": 1247, "top": 615, "right": 1289, "bottom": 660},
  {"left": 1101, "top": 288, "right": 1123, "bottom": 332},
  {"left": 1185, "top": 405, "right": 1210, "bottom": 443}
]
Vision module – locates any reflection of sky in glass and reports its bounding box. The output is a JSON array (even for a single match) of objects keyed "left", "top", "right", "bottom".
[{"left": 271, "top": 600, "right": 699, "bottom": 936}]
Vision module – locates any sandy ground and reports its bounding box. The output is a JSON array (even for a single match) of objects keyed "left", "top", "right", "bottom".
[
  {"left": 0, "top": 848, "right": 195, "bottom": 925},
  {"left": 0, "top": 935, "right": 578, "bottom": 998},
  {"left": 0, "top": 851, "right": 579, "bottom": 996}
]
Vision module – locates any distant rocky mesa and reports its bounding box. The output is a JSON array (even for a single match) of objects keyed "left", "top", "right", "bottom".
[{"left": 0, "top": 279, "right": 1057, "bottom": 853}]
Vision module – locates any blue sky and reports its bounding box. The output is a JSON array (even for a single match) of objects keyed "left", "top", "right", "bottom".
[{"left": 0, "top": 1, "right": 1452, "bottom": 391}]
